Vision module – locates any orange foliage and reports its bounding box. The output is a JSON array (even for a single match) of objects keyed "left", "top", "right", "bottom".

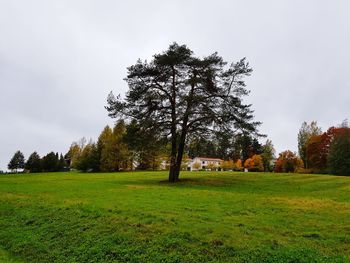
[
  {"left": 235, "top": 159, "right": 243, "bottom": 171},
  {"left": 306, "top": 126, "right": 349, "bottom": 171},
  {"left": 244, "top": 154, "right": 263, "bottom": 172},
  {"left": 275, "top": 150, "right": 303, "bottom": 173}
]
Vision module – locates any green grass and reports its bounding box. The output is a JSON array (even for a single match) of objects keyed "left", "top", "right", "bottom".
[{"left": 1, "top": 171, "right": 350, "bottom": 262}]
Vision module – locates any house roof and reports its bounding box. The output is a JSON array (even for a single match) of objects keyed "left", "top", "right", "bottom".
[{"left": 195, "top": 157, "right": 223, "bottom": 161}]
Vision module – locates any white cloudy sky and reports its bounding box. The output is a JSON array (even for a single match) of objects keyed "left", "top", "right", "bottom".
[{"left": 1, "top": 0, "right": 349, "bottom": 170}]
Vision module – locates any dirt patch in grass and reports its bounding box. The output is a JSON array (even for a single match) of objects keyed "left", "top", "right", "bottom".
[
  {"left": 270, "top": 197, "right": 350, "bottom": 211},
  {"left": 1, "top": 192, "right": 32, "bottom": 200}
]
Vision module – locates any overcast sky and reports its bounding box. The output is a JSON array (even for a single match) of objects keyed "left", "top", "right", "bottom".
[{"left": 1, "top": 0, "right": 349, "bottom": 170}]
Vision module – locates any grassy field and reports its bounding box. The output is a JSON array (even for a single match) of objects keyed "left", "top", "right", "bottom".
[{"left": 1, "top": 171, "right": 350, "bottom": 262}]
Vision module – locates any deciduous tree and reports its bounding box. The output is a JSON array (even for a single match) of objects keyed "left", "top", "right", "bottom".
[
  {"left": 192, "top": 161, "right": 201, "bottom": 170},
  {"left": 244, "top": 154, "right": 264, "bottom": 172},
  {"left": 306, "top": 126, "right": 347, "bottom": 172},
  {"left": 234, "top": 159, "right": 243, "bottom": 171},
  {"left": 76, "top": 141, "right": 100, "bottom": 172},
  {"left": 275, "top": 150, "right": 303, "bottom": 173},
  {"left": 298, "top": 121, "right": 322, "bottom": 168},
  {"left": 222, "top": 160, "right": 234, "bottom": 171},
  {"left": 99, "top": 121, "right": 130, "bottom": 172}
]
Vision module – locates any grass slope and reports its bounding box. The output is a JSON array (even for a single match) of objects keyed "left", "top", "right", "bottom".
[{"left": 1, "top": 171, "right": 350, "bottom": 262}]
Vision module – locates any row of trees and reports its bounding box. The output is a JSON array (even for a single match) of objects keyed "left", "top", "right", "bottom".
[
  {"left": 4, "top": 43, "right": 264, "bottom": 181},
  {"left": 66, "top": 120, "right": 166, "bottom": 172},
  {"left": 67, "top": 118, "right": 274, "bottom": 173},
  {"left": 8, "top": 150, "right": 66, "bottom": 173},
  {"left": 297, "top": 120, "right": 350, "bottom": 176},
  {"left": 270, "top": 120, "right": 349, "bottom": 176},
  {"left": 6, "top": 124, "right": 270, "bottom": 174}
]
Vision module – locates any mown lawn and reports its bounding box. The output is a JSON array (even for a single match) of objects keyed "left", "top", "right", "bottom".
[{"left": 0, "top": 171, "right": 350, "bottom": 262}]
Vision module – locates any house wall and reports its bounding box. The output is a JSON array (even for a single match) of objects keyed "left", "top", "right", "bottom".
[{"left": 191, "top": 157, "right": 222, "bottom": 171}]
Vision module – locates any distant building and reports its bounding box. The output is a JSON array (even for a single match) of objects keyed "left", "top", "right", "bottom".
[
  {"left": 190, "top": 157, "right": 222, "bottom": 171},
  {"left": 160, "top": 157, "right": 223, "bottom": 171}
]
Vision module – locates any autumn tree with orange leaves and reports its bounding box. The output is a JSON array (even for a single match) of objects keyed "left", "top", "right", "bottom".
[
  {"left": 244, "top": 154, "right": 264, "bottom": 172},
  {"left": 275, "top": 150, "right": 303, "bottom": 173},
  {"left": 306, "top": 126, "right": 350, "bottom": 173}
]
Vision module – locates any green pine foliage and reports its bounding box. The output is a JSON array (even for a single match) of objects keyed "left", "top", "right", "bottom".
[
  {"left": 106, "top": 43, "right": 262, "bottom": 182},
  {"left": 7, "top": 150, "right": 25, "bottom": 172},
  {"left": 328, "top": 129, "right": 350, "bottom": 176},
  {"left": 25, "top": 152, "right": 42, "bottom": 173}
]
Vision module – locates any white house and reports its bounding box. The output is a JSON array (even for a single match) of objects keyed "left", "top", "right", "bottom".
[
  {"left": 160, "top": 157, "right": 223, "bottom": 171},
  {"left": 189, "top": 157, "right": 222, "bottom": 171}
]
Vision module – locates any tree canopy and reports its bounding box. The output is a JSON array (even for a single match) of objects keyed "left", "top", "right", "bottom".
[
  {"left": 8, "top": 150, "right": 25, "bottom": 172},
  {"left": 106, "top": 43, "right": 261, "bottom": 182},
  {"left": 327, "top": 128, "right": 350, "bottom": 176},
  {"left": 297, "top": 121, "right": 322, "bottom": 168}
]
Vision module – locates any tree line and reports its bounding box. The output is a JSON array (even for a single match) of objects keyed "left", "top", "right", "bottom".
[
  {"left": 296, "top": 120, "right": 350, "bottom": 176},
  {"left": 4, "top": 43, "right": 266, "bottom": 179},
  {"left": 7, "top": 151, "right": 66, "bottom": 173},
  {"left": 6, "top": 121, "right": 272, "bottom": 174},
  {"left": 66, "top": 120, "right": 274, "bottom": 173},
  {"left": 6, "top": 120, "right": 349, "bottom": 176},
  {"left": 4, "top": 43, "right": 349, "bottom": 178},
  {"left": 259, "top": 120, "right": 350, "bottom": 176}
]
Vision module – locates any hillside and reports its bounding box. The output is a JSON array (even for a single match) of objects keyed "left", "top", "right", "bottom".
[{"left": 1, "top": 171, "right": 350, "bottom": 262}]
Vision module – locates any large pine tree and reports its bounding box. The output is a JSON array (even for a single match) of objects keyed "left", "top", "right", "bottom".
[{"left": 106, "top": 43, "right": 261, "bottom": 182}]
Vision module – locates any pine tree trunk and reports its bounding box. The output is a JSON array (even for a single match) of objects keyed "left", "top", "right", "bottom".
[
  {"left": 169, "top": 155, "right": 177, "bottom": 182},
  {"left": 173, "top": 83, "right": 194, "bottom": 181},
  {"left": 174, "top": 128, "right": 188, "bottom": 180},
  {"left": 168, "top": 130, "right": 178, "bottom": 182}
]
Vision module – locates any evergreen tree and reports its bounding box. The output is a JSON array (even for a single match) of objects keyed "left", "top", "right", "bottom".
[
  {"left": 106, "top": 43, "right": 261, "bottom": 182},
  {"left": 215, "top": 131, "right": 234, "bottom": 160},
  {"left": 123, "top": 120, "right": 164, "bottom": 170},
  {"left": 25, "top": 152, "right": 42, "bottom": 173},
  {"left": 8, "top": 150, "right": 25, "bottom": 172},
  {"left": 41, "top": 152, "right": 59, "bottom": 172},
  {"left": 261, "top": 140, "right": 276, "bottom": 172},
  {"left": 89, "top": 143, "right": 101, "bottom": 172},
  {"left": 187, "top": 137, "right": 217, "bottom": 159},
  {"left": 57, "top": 154, "right": 66, "bottom": 171},
  {"left": 327, "top": 128, "right": 350, "bottom": 176},
  {"left": 233, "top": 134, "right": 263, "bottom": 162}
]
